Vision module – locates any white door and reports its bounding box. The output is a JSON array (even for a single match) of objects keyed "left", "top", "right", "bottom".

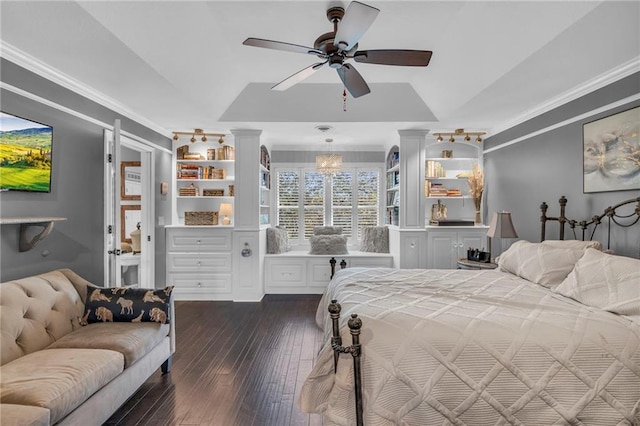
[{"left": 104, "top": 120, "right": 155, "bottom": 288}]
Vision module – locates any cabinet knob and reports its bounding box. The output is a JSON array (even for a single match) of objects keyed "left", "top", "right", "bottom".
[
  {"left": 197, "top": 282, "right": 202, "bottom": 288},
  {"left": 196, "top": 239, "right": 201, "bottom": 244},
  {"left": 196, "top": 261, "right": 201, "bottom": 266}
]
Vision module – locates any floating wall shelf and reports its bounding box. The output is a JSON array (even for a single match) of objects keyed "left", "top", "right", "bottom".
[{"left": 0, "top": 217, "right": 67, "bottom": 252}]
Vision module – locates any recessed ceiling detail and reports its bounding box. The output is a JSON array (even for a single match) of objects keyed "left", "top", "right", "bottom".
[{"left": 219, "top": 83, "right": 437, "bottom": 123}]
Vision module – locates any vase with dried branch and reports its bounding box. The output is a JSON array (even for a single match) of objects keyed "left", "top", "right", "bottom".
[{"left": 467, "top": 163, "right": 484, "bottom": 223}]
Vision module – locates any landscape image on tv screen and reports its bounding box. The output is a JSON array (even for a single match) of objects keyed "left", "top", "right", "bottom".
[{"left": 0, "top": 111, "right": 53, "bottom": 193}]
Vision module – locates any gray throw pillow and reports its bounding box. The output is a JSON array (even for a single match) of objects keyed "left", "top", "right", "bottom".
[
  {"left": 266, "top": 227, "right": 290, "bottom": 254},
  {"left": 309, "top": 235, "right": 349, "bottom": 255},
  {"left": 313, "top": 226, "right": 343, "bottom": 236},
  {"left": 360, "top": 226, "right": 390, "bottom": 253}
]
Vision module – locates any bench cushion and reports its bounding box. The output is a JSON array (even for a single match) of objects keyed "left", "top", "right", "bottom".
[
  {"left": 0, "top": 348, "right": 123, "bottom": 424},
  {"left": 48, "top": 322, "right": 169, "bottom": 368}
]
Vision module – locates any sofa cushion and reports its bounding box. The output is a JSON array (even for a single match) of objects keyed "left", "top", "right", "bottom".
[
  {"left": 1, "top": 270, "right": 85, "bottom": 366},
  {"left": 83, "top": 286, "right": 173, "bottom": 324},
  {"left": 0, "top": 348, "right": 123, "bottom": 424},
  {"left": 48, "top": 322, "right": 170, "bottom": 368},
  {"left": 0, "top": 404, "right": 50, "bottom": 426}
]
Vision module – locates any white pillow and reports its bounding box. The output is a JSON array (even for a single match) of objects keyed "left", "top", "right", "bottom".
[
  {"left": 498, "top": 240, "right": 600, "bottom": 288},
  {"left": 555, "top": 248, "right": 640, "bottom": 319}
]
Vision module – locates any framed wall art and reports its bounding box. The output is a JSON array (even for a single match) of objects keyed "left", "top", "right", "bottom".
[{"left": 583, "top": 106, "right": 639, "bottom": 193}]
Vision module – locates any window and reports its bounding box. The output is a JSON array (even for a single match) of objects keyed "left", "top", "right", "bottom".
[{"left": 275, "top": 166, "right": 380, "bottom": 245}]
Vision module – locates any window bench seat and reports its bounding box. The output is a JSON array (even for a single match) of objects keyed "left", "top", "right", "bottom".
[{"left": 264, "top": 251, "right": 394, "bottom": 294}]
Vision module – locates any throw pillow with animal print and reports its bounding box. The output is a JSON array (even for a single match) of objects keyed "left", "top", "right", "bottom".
[{"left": 83, "top": 286, "right": 174, "bottom": 325}]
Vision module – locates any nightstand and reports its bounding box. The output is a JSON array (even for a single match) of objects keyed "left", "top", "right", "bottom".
[{"left": 456, "top": 258, "right": 498, "bottom": 270}]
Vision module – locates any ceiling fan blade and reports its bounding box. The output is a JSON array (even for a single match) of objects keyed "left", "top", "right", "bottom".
[
  {"left": 337, "top": 63, "right": 370, "bottom": 98},
  {"left": 243, "top": 38, "right": 324, "bottom": 56},
  {"left": 334, "top": 1, "right": 379, "bottom": 51},
  {"left": 353, "top": 50, "right": 433, "bottom": 66},
  {"left": 272, "top": 62, "right": 327, "bottom": 91}
]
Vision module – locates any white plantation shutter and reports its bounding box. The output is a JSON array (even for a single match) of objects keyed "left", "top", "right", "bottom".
[
  {"left": 304, "top": 171, "right": 325, "bottom": 239},
  {"left": 277, "top": 171, "right": 300, "bottom": 239},
  {"left": 332, "top": 172, "right": 353, "bottom": 237},
  {"left": 357, "top": 171, "right": 379, "bottom": 239},
  {"left": 276, "top": 166, "right": 380, "bottom": 246}
]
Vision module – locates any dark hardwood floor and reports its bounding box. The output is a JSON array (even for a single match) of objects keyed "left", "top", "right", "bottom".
[{"left": 105, "top": 295, "right": 325, "bottom": 426}]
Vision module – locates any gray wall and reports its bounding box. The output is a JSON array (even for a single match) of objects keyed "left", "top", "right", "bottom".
[
  {"left": 0, "top": 59, "right": 172, "bottom": 285},
  {"left": 484, "top": 72, "right": 639, "bottom": 257}
]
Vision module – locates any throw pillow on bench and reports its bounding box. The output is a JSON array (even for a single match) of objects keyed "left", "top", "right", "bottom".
[{"left": 83, "top": 286, "right": 174, "bottom": 325}]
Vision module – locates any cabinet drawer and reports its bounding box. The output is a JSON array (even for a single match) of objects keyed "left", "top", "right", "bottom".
[
  {"left": 167, "top": 253, "right": 231, "bottom": 273},
  {"left": 348, "top": 257, "right": 394, "bottom": 268},
  {"left": 308, "top": 259, "right": 333, "bottom": 286},
  {"left": 167, "top": 272, "right": 232, "bottom": 293},
  {"left": 166, "top": 228, "right": 232, "bottom": 252},
  {"left": 267, "top": 263, "right": 305, "bottom": 286}
]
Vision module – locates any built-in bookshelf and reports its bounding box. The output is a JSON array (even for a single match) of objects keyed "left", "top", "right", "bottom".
[
  {"left": 172, "top": 141, "right": 235, "bottom": 225},
  {"left": 385, "top": 146, "right": 400, "bottom": 226},
  {"left": 259, "top": 145, "right": 271, "bottom": 226}
]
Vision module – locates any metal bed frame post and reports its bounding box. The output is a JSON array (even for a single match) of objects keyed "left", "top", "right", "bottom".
[{"left": 328, "top": 299, "right": 364, "bottom": 426}]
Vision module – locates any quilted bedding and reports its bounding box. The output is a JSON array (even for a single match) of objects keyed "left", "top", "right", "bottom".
[{"left": 299, "top": 267, "right": 640, "bottom": 425}]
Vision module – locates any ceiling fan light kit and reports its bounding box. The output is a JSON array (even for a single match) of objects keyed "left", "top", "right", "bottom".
[
  {"left": 434, "top": 129, "right": 486, "bottom": 144},
  {"left": 242, "top": 1, "right": 433, "bottom": 99},
  {"left": 172, "top": 129, "right": 226, "bottom": 144}
]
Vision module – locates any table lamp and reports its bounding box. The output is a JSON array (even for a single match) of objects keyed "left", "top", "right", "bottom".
[
  {"left": 219, "top": 203, "right": 233, "bottom": 226},
  {"left": 486, "top": 211, "right": 518, "bottom": 257}
]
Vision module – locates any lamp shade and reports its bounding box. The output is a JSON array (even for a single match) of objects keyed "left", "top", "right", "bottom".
[
  {"left": 486, "top": 211, "right": 518, "bottom": 239},
  {"left": 219, "top": 203, "right": 233, "bottom": 216}
]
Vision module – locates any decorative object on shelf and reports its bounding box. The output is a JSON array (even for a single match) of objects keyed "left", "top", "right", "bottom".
[
  {"left": 430, "top": 199, "right": 447, "bottom": 220},
  {"left": 486, "top": 211, "right": 519, "bottom": 257},
  {"left": 219, "top": 203, "right": 233, "bottom": 225},
  {"left": 441, "top": 150, "right": 453, "bottom": 158},
  {"left": 583, "top": 106, "right": 639, "bottom": 193},
  {"left": 172, "top": 129, "right": 226, "bottom": 145},
  {"left": 434, "top": 128, "right": 486, "bottom": 144},
  {"left": 203, "top": 189, "right": 224, "bottom": 197},
  {"left": 228, "top": 184, "right": 234, "bottom": 196},
  {"left": 316, "top": 138, "right": 342, "bottom": 176},
  {"left": 130, "top": 222, "right": 142, "bottom": 254},
  {"left": 179, "top": 183, "right": 199, "bottom": 196},
  {"left": 184, "top": 211, "right": 218, "bottom": 226},
  {"left": 467, "top": 163, "right": 484, "bottom": 223}
]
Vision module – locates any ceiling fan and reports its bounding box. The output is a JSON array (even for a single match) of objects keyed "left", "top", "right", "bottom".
[{"left": 243, "top": 1, "right": 432, "bottom": 98}]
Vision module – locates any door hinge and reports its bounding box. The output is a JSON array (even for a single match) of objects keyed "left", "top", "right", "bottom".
[
  {"left": 107, "top": 153, "right": 113, "bottom": 163},
  {"left": 108, "top": 225, "right": 113, "bottom": 234},
  {"left": 147, "top": 235, "right": 151, "bottom": 242}
]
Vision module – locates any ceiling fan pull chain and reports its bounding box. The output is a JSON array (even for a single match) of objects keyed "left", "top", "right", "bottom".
[{"left": 343, "top": 87, "right": 347, "bottom": 112}]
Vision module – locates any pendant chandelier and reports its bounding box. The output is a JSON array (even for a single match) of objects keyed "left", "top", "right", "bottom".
[{"left": 316, "top": 138, "right": 342, "bottom": 176}]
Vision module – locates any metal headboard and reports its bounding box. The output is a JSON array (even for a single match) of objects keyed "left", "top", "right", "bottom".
[{"left": 540, "top": 195, "right": 640, "bottom": 253}]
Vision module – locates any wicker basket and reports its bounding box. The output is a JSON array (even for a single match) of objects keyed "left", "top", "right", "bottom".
[{"left": 185, "top": 211, "right": 219, "bottom": 225}]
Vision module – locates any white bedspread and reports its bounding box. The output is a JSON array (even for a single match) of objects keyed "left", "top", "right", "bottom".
[{"left": 299, "top": 268, "right": 640, "bottom": 425}]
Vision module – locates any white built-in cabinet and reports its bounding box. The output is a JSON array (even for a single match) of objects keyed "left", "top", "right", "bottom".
[
  {"left": 259, "top": 145, "right": 270, "bottom": 226},
  {"left": 264, "top": 252, "right": 394, "bottom": 294},
  {"left": 165, "top": 227, "right": 233, "bottom": 300},
  {"left": 424, "top": 139, "right": 488, "bottom": 268},
  {"left": 426, "top": 227, "right": 486, "bottom": 269}
]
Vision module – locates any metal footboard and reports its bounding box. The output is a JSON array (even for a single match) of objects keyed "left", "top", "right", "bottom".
[{"left": 328, "top": 299, "right": 364, "bottom": 426}]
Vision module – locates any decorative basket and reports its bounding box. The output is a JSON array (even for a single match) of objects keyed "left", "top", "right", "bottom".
[
  {"left": 203, "top": 189, "right": 224, "bottom": 197},
  {"left": 185, "top": 211, "right": 219, "bottom": 225},
  {"left": 179, "top": 184, "right": 199, "bottom": 196}
]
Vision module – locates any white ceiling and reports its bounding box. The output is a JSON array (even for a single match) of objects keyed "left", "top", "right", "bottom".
[{"left": 1, "top": 1, "right": 638, "bottom": 151}]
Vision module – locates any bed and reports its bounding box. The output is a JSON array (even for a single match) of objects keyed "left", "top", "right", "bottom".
[{"left": 298, "top": 197, "right": 640, "bottom": 425}]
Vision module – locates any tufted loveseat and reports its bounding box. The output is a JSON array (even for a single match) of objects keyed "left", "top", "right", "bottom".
[{"left": 0, "top": 269, "right": 175, "bottom": 426}]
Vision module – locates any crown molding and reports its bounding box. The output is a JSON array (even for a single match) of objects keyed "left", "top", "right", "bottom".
[
  {"left": 0, "top": 40, "right": 171, "bottom": 138},
  {"left": 489, "top": 56, "right": 640, "bottom": 137}
]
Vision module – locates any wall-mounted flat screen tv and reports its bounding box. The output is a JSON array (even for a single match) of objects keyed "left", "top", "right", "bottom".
[{"left": 0, "top": 111, "right": 53, "bottom": 193}]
